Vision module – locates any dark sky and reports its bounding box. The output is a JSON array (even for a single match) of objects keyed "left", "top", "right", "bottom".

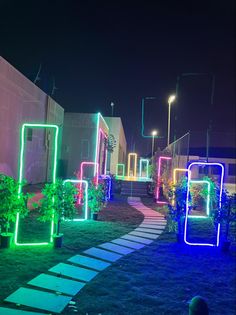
[{"left": 0, "top": 0, "right": 235, "bottom": 154}]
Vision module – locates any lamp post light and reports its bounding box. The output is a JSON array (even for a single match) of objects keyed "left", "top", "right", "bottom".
[
  {"left": 111, "top": 102, "right": 114, "bottom": 116},
  {"left": 151, "top": 130, "right": 157, "bottom": 157},
  {"left": 167, "top": 95, "right": 176, "bottom": 146}
]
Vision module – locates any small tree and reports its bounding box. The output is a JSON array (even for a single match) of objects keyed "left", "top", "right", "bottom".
[
  {"left": 88, "top": 182, "right": 106, "bottom": 216},
  {"left": 39, "top": 179, "right": 77, "bottom": 236},
  {"left": 0, "top": 174, "right": 29, "bottom": 235}
]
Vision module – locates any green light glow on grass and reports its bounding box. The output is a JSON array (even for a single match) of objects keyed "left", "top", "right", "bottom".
[{"left": 15, "top": 123, "right": 59, "bottom": 246}]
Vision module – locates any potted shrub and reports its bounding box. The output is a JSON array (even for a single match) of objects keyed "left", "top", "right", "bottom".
[
  {"left": 88, "top": 182, "right": 106, "bottom": 220},
  {"left": 39, "top": 179, "right": 77, "bottom": 248},
  {"left": 0, "top": 174, "right": 29, "bottom": 248}
]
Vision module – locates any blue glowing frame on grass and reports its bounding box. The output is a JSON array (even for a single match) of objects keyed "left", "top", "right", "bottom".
[
  {"left": 184, "top": 162, "right": 224, "bottom": 247},
  {"left": 63, "top": 179, "right": 88, "bottom": 221},
  {"left": 99, "top": 174, "right": 112, "bottom": 200}
]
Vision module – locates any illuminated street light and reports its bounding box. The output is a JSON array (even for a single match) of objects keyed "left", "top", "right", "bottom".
[
  {"left": 151, "top": 130, "right": 158, "bottom": 157},
  {"left": 167, "top": 94, "right": 176, "bottom": 146}
]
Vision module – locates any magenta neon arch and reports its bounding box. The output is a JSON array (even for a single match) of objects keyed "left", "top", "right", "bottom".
[
  {"left": 184, "top": 161, "right": 224, "bottom": 247},
  {"left": 156, "top": 156, "right": 172, "bottom": 204}
]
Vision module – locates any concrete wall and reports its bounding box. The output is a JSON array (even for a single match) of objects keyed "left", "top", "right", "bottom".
[
  {"left": 0, "top": 57, "right": 64, "bottom": 183},
  {"left": 61, "top": 112, "right": 109, "bottom": 179},
  {"left": 104, "top": 117, "right": 127, "bottom": 174}
]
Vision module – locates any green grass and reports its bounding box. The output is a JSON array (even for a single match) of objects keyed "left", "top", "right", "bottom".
[{"left": 0, "top": 195, "right": 235, "bottom": 315}]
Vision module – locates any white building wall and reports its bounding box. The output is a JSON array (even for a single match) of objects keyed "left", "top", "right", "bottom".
[
  {"left": 104, "top": 117, "right": 127, "bottom": 174},
  {"left": 0, "top": 57, "right": 64, "bottom": 183}
]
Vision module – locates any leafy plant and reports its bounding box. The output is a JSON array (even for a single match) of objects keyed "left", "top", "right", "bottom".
[
  {"left": 167, "top": 176, "right": 187, "bottom": 234},
  {"left": 213, "top": 190, "right": 236, "bottom": 242},
  {"left": 0, "top": 174, "right": 29, "bottom": 234},
  {"left": 39, "top": 179, "right": 77, "bottom": 235},
  {"left": 88, "top": 182, "right": 106, "bottom": 214}
]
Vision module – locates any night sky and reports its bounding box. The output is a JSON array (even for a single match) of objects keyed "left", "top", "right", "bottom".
[{"left": 1, "top": 0, "right": 235, "bottom": 154}]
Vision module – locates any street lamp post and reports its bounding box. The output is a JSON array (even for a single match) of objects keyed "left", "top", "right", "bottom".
[
  {"left": 151, "top": 130, "right": 157, "bottom": 157},
  {"left": 167, "top": 95, "right": 176, "bottom": 146},
  {"left": 111, "top": 102, "right": 114, "bottom": 116}
]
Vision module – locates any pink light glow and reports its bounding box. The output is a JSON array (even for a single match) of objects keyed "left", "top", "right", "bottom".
[{"left": 156, "top": 156, "right": 172, "bottom": 203}]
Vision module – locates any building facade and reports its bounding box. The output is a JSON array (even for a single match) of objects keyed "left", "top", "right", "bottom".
[
  {"left": 104, "top": 117, "right": 127, "bottom": 175},
  {"left": 61, "top": 112, "right": 109, "bottom": 179},
  {"left": 0, "top": 57, "right": 64, "bottom": 183}
]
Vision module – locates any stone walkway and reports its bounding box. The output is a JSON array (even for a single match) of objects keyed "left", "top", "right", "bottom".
[{"left": 1, "top": 197, "right": 166, "bottom": 315}]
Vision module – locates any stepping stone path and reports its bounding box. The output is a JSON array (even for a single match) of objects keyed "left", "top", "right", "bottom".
[{"left": 3, "top": 196, "right": 166, "bottom": 314}]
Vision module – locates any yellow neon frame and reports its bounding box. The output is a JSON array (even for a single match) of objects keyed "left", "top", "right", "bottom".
[
  {"left": 127, "top": 153, "right": 137, "bottom": 177},
  {"left": 172, "top": 168, "right": 188, "bottom": 205}
]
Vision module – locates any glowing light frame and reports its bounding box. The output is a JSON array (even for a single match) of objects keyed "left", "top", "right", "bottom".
[
  {"left": 15, "top": 123, "right": 59, "bottom": 246},
  {"left": 94, "top": 113, "right": 109, "bottom": 176},
  {"left": 99, "top": 175, "right": 112, "bottom": 200},
  {"left": 127, "top": 153, "right": 137, "bottom": 177},
  {"left": 139, "top": 159, "right": 149, "bottom": 179},
  {"left": 156, "top": 156, "right": 172, "bottom": 204},
  {"left": 63, "top": 179, "right": 88, "bottom": 221},
  {"left": 184, "top": 162, "right": 224, "bottom": 247},
  {"left": 116, "top": 164, "right": 125, "bottom": 178},
  {"left": 172, "top": 168, "right": 189, "bottom": 206},
  {"left": 189, "top": 180, "right": 211, "bottom": 217}
]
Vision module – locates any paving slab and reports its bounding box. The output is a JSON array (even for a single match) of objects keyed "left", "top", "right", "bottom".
[
  {"left": 4, "top": 287, "right": 71, "bottom": 313},
  {"left": 121, "top": 234, "right": 153, "bottom": 244},
  {"left": 0, "top": 308, "right": 46, "bottom": 315},
  {"left": 129, "top": 231, "right": 159, "bottom": 239},
  {"left": 135, "top": 228, "right": 163, "bottom": 234},
  {"left": 99, "top": 242, "right": 134, "bottom": 255},
  {"left": 68, "top": 254, "right": 111, "bottom": 271},
  {"left": 28, "top": 273, "right": 85, "bottom": 296},
  {"left": 49, "top": 263, "right": 98, "bottom": 282},
  {"left": 83, "top": 247, "right": 123, "bottom": 262},
  {"left": 140, "top": 224, "right": 166, "bottom": 229},
  {"left": 111, "top": 238, "right": 145, "bottom": 249}
]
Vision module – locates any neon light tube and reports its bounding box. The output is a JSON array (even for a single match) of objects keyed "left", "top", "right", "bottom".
[
  {"left": 63, "top": 179, "right": 88, "bottom": 221},
  {"left": 127, "top": 153, "right": 137, "bottom": 177},
  {"left": 139, "top": 158, "right": 149, "bottom": 179},
  {"left": 184, "top": 162, "right": 224, "bottom": 247},
  {"left": 15, "top": 123, "right": 59, "bottom": 246},
  {"left": 116, "top": 164, "right": 125, "bottom": 177},
  {"left": 156, "top": 156, "right": 172, "bottom": 204}
]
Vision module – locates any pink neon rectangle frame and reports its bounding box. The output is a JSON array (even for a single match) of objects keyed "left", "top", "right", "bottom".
[
  {"left": 96, "top": 128, "right": 108, "bottom": 176},
  {"left": 184, "top": 162, "right": 224, "bottom": 247},
  {"left": 156, "top": 156, "right": 172, "bottom": 204}
]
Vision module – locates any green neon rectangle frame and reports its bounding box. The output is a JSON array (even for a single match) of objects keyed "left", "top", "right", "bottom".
[
  {"left": 15, "top": 123, "right": 59, "bottom": 246},
  {"left": 63, "top": 179, "right": 88, "bottom": 221},
  {"left": 116, "top": 163, "right": 125, "bottom": 178},
  {"left": 188, "top": 180, "right": 210, "bottom": 218},
  {"left": 139, "top": 158, "right": 149, "bottom": 179}
]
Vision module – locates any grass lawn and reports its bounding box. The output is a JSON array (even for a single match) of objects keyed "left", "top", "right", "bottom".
[{"left": 0, "top": 195, "right": 236, "bottom": 315}]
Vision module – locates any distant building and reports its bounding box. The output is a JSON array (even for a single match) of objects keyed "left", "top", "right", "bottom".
[
  {"left": 104, "top": 117, "right": 127, "bottom": 175},
  {"left": 61, "top": 112, "right": 109, "bottom": 178},
  {"left": 0, "top": 57, "right": 64, "bottom": 183}
]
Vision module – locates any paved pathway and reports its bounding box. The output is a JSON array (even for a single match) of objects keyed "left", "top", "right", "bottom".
[{"left": 1, "top": 197, "right": 166, "bottom": 314}]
